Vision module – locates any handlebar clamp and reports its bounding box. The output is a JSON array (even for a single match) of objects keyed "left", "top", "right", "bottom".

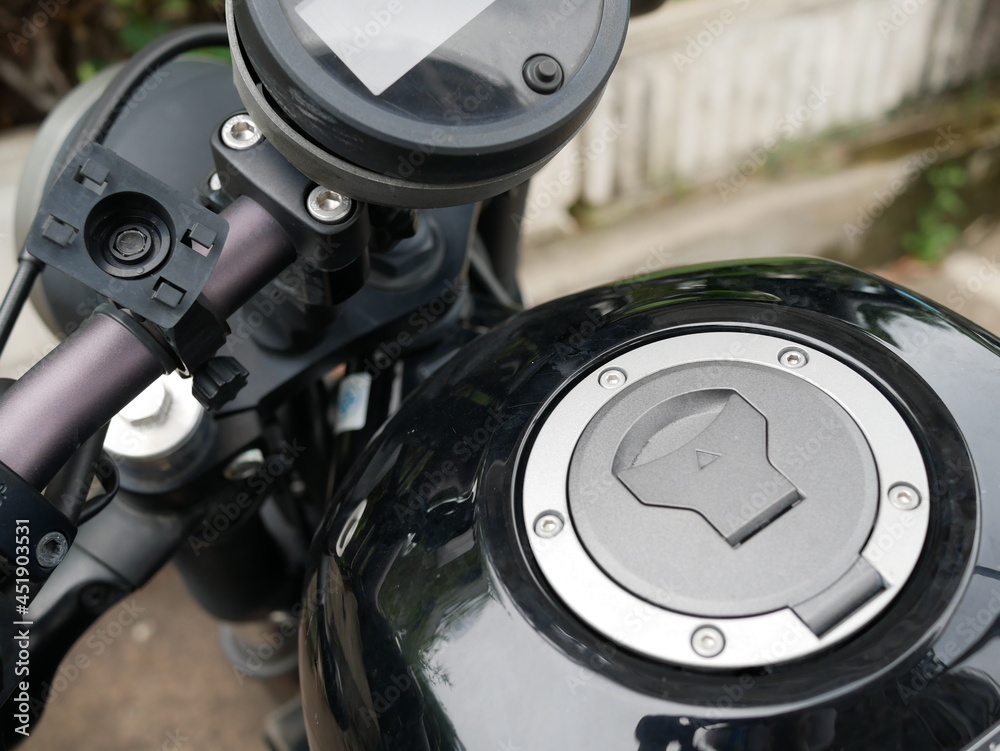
[
  {"left": 27, "top": 143, "right": 230, "bottom": 331},
  {"left": 25, "top": 144, "right": 247, "bottom": 407}
]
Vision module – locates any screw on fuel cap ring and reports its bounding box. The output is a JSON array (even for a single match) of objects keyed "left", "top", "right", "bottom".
[{"left": 521, "top": 332, "right": 929, "bottom": 670}]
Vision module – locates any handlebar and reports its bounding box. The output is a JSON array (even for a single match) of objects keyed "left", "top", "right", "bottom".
[{"left": 0, "top": 196, "right": 295, "bottom": 489}]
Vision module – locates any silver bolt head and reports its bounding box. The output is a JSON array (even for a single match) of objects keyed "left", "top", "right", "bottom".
[
  {"left": 599, "top": 368, "right": 627, "bottom": 390},
  {"left": 118, "top": 380, "right": 171, "bottom": 426},
  {"left": 692, "top": 625, "right": 725, "bottom": 658},
  {"left": 778, "top": 348, "right": 808, "bottom": 369},
  {"left": 222, "top": 114, "right": 264, "bottom": 150},
  {"left": 534, "top": 512, "right": 565, "bottom": 538},
  {"left": 888, "top": 483, "right": 922, "bottom": 510},
  {"left": 36, "top": 531, "right": 69, "bottom": 569},
  {"left": 307, "top": 187, "right": 353, "bottom": 224}
]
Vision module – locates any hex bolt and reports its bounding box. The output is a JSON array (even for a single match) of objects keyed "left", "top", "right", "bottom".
[
  {"left": 224, "top": 448, "right": 266, "bottom": 481},
  {"left": 112, "top": 227, "right": 151, "bottom": 260},
  {"left": 534, "top": 512, "right": 565, "bottom": 538},
  {"left": 307, "top": 186, "right": 353, "bottom": 224},
  {"left": 888, "top": 483, "right": 922, "bottom": 510},
  {"left": 523, "top": 55, "right": 564, "bottom": 94},
  {"left": 221, "top": 114, "right": 264, "bottom": 150},
  {"left": 36, "top": 531, "right": 69, "bottom": 569},
  {"left": 691, "top": 625, "right": 725, "bottom": 658},
  {"left": 599, "top": 368, "right": 627, "bottom": 390},
  {"left": 118, "top": 380, "right": 171, "bottom": 427},
  {"left": 778, "top": 347, "right": 809, "bottom": 369}
]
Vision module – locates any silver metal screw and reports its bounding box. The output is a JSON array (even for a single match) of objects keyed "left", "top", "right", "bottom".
[
  {"left": 691, "top": 625, "right": 725, "bottom": 658},
  {"left": 36, "top": 531, "right": 69, "bottom": 569},
  {"left": 599, "top": 368, "right": 627, "bottom": 390},
  {"left": 534, "top": 512, "right": 564, "bottom": 538},
  {"left": 221, "top": 114, "right": 264, "bottom": 150},
  {"left": 778, "top": 348, "right": 808, "bottom": 369},
  {"left": 224, "top": 448, "right": 266, "bottom": 481},
  {"left": 888, "top": 483, "right": 922, "bottom": 510},
  {"left": 307, "top": 187, "right": 353, "bottom": 224}
]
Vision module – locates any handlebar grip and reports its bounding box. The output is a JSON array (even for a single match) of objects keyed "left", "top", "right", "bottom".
[
  {"left": 0, "top": 313, "right": 165, "bottom": 489},
  {"left": 0, "top": 197, "right": 294, "bottom": 489}
]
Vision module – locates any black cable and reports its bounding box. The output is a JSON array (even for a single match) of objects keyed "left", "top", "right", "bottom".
[
  {"left": 69, "top": 23, "right": 228, "bottom": 156},
  {"left": 43, "top": 424, "right": 110, "bottom": 523},
  {"left": 77, "top": 451, "right": 120, "bottom": 524},
  {"left": 0, "top": 257, "right": 43, "bottom": 356}
]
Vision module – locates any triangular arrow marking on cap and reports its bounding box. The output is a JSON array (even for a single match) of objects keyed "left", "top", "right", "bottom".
[{"left": 696, "top": 450, "right": 720, "bottom": 469}]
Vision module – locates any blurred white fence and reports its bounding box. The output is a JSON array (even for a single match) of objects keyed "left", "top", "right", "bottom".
[{"left": 524, "top": 0, "right": 1000, "bottom": 237}]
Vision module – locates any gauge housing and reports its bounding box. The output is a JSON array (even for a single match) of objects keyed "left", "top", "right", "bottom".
[{"left": 228, "top": 0, "right": 629, "bottom": 207}]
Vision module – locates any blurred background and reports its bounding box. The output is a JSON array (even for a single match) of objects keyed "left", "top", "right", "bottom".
[
  {"left": 0, "top": 0, "right": 222, "bottom": 130},
  {"left": 2, "top": 0, "right": 1000, "bottom": 748}
]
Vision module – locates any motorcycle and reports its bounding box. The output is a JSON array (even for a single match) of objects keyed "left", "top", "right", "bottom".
[{"left": 1, "top": 0, "right": 999, "bottom": 749}]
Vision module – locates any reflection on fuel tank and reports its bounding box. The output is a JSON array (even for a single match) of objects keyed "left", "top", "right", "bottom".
[{"left": 636, "top": 710, "right": 836, "bottom": 751}]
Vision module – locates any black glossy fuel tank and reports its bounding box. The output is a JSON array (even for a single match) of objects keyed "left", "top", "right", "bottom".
[{"left": 302, "top": 258, "right": 1000, "bottom": 751}]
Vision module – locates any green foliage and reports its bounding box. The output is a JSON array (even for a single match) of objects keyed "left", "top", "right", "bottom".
[{"left": 902, "top": 165, "right": 969, "bottom": 263}]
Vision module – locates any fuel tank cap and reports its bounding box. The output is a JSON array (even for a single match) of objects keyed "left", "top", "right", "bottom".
[{"left": 522, "top": 332, "right": 929, "bottom": 669}]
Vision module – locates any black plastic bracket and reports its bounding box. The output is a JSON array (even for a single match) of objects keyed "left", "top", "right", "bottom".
[
  {"left": 211, "top": 123, "right": 370, "bottom": 306},
  {"left": 163, "top": 294, "right": 230, "bottom": 375},
  {"left": 26, "top": 143, "right": 230, "bottom": 330},
  {"left": 0, "top": 461, "right": 76, "bottom": 582}
]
